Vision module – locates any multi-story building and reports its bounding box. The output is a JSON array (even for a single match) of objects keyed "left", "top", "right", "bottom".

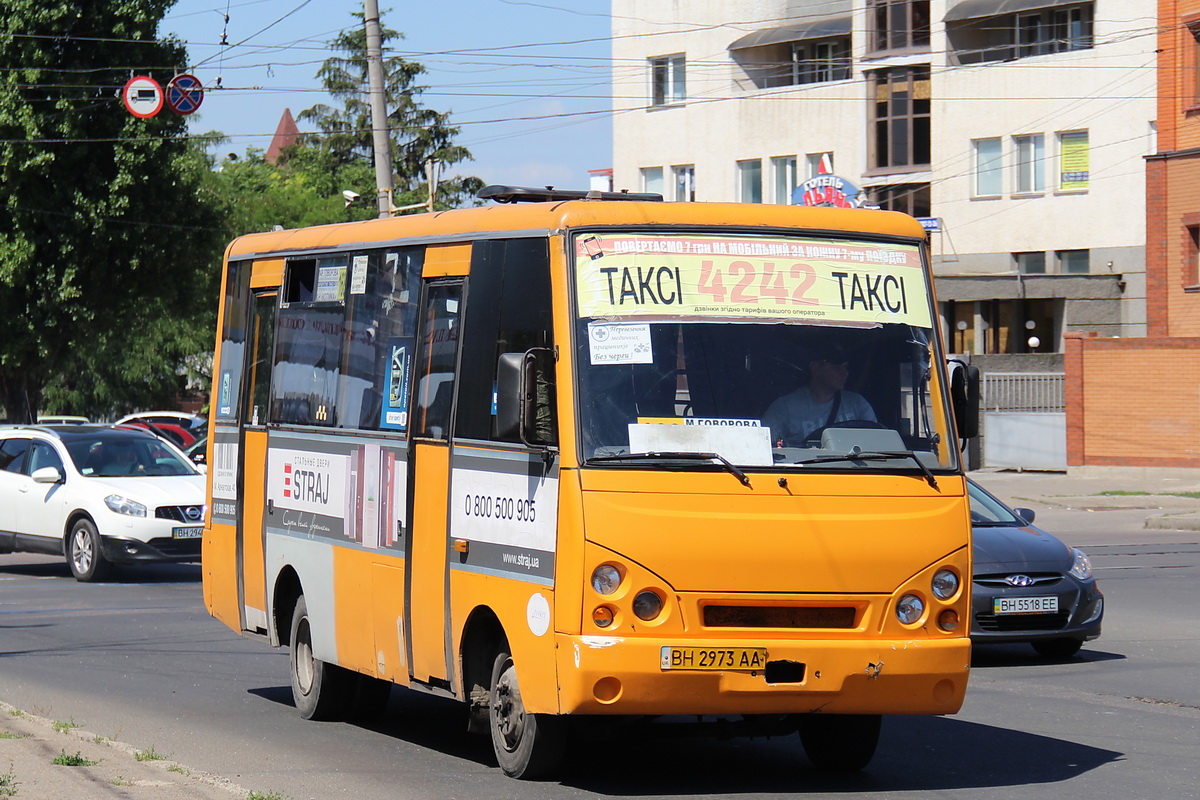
[
  {"left": 611, "top": 0, "right": 1156, "bottom": 355},
  {"left": 1059, "top": 0, "right": 1200, "bottom": 472}
]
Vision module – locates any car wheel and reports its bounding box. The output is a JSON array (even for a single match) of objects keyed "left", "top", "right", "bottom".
[
  {"left": 798, "top": 714, "right": 882, "bottom": 772},
  {"left": 67, "top": 519, "right": 112, "bottom": 582},
  {"left": 289, "top": 595, "right": 351, "bottom": 720},
  {"left": 489, "top": 649, "right": 566, "bottom": 779},
  {"left": 1031, "top": 638, "right": 1083, "bottom": 659}
]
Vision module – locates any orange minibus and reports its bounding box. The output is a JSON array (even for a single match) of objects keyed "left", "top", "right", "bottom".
[{"left": 203, "top": 185, "right": 973, "bottom": 778}]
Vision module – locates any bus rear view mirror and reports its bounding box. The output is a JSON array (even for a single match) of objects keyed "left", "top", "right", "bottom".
[
  {"left": 497, "top": 349, "right": 557, "bottom": 448},
  {"left": 950, "top": 363, "right": 980, "bottom": 440},
  {"left": 496, "top": 352, "right": 524, "bottom": 441}
]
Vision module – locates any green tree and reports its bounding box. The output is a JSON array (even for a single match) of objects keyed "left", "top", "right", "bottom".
[
  {"left": 202, "top": 147, "right": 349, "bottom": 235},
  {"left": 0, "top": 0, "right": 225, "bottom": 421},
  {"left": 294, "top": 13, "right": 483, "bottom": 212}
]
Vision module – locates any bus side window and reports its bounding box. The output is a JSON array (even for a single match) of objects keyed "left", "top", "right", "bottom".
[
  {"left": 456, "top": 238, "right": 555, "bottom": 445},
  {"left": 412, "top": 283, "right": 463, "bottom": 440},
  {"left": 271, "top": 256, "right": 347, "bottom": 426},
  {"left": 214, "top": 260, "right": 251, "bottom": 422},
  {"left": 338, "top": 247, "right": 424, "bottom": 431}
]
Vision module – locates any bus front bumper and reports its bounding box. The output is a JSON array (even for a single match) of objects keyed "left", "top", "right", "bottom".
[{"left": 554, "top": 633, "right": 970, "bottom": 716}]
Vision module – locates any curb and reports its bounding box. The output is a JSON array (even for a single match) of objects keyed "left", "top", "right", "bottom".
[
  {"left": 1145, "top": 513, "right": 1200, "bottom": 532},
  {"left": 0, "top": 699, "right": 249, "bottom": 798}
]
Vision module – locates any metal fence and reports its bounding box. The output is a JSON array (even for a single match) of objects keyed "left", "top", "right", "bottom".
[{"left": 982, "top": 372, "right": 1065, "bottom": 413}]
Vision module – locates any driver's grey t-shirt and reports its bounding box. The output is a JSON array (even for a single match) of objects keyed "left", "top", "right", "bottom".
[{"left": 763, "top": 387, "right": 876, "bottom": 446}]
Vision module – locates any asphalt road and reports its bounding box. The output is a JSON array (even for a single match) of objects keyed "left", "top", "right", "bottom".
[{"left": 1, "top": 525, "right": 1198, "bottom": 800}]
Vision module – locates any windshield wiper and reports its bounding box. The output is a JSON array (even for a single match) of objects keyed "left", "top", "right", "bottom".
[
  {"left": 796, "top": 448, "right": 939, "bottom": 490},
  {"left": 586, "top": 451, "right": 752, "bottom": 488}
]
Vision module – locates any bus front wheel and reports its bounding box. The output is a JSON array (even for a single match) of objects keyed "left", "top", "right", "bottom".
[
  {"left": 797, "top": 713, "right": 882, "bottom": 772},
  {"left": 488, "top": 650, "right": 566, "bottom": 779},
  {"left": 289, "top": 595, "right": 349, "bottom": 720}
]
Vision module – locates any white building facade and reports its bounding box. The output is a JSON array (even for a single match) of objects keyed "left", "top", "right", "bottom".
[{"left": 611, "top": 0, "right": 1156, "bottom": 353}]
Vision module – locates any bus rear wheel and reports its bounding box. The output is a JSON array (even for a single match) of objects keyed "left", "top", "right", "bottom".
[
  {"left": 289, "top": 595, "right": 350, "bottom": 720},
  {"left": 488, "top": 650, "right": 566, "bottom": 779},
  {"left": 797, "top": 713, "right": 882, "bottom": 772}
]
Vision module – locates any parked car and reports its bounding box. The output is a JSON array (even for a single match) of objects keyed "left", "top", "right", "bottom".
[
  {"left": 968, "top": 477, "right": 1104, "bottom": 658},
  {"left": 36, "top": 415, "right": 90, "bottom": 425},
  {"left": 183, "top": 435, "right": 208, "bottom": 470},
  {"left": 0, "top": 425, "right": 205, "bottom": 582},
  {"left": 114, "top": 412, "right": 206, "bottom": 447}
]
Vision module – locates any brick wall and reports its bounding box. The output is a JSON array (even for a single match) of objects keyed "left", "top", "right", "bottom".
[
  {"left": 1066, "top": 333, "right": 1200, "bottom": 467},
  {"left": 1152, "top": 1, "right": 1200, "bottom": 336}
]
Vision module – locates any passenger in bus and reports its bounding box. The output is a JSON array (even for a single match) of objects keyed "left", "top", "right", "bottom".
[{"left": 762, "top": 342, "right": 876, "bottom": 447}]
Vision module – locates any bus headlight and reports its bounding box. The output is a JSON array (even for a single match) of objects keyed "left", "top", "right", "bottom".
[
  {"left": 896, "top": 594, "right": 925, "bottom": 625},
  {"left": 591, "top": 564, "right": 622, "bottom": 595},
  {"left": 931, "top": 569, "right": 959, "bottom": 600},
  {"left": 632, "top": 590, "right": 664, "bottom": 621},
  {"left": 592, "top": 606, "right": 615, "bottom": 628}
]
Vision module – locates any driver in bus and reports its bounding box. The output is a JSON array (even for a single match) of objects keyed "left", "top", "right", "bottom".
[{"left": 763, "top": 341, "right": 876, "bottom": 447}]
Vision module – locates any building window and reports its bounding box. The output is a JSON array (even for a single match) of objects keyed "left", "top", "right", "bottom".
[
  {"left": 1015, "top": 252, "right": 1046, "bottom": 274},
  {"left": 868, "top": 184, "right": 930, "bottom": 217},
  {"left": 1058, "top": 249, "right": 1090, "bottom": 274},
  {"left": 770, "top": 156, "right": 797, "bottom": 204},
  {"left": 1058, "top": 130, "right": 1089, "bottom": 190},
  {"left": 869, "top": 0, "right": 930, "bottom": 53},
  {"left": 651, "top": 54, "right": 685, "bottom": 106},
  {"left": 673, "top": 165, "right": 696, "bottom": 201},
  {"left": 1189, "top": 21, "right": 1200, "bottom": 107},
  {"left": 947, "top": 2, "right": 1094, "bottom": 65},
  {"left": 641, "top": 167, "right": 664, "bottom": 195},
  {"left": 1018, "top": 5, "right": 1093, "bottom": 58},
  {"left": 1186, "top": 225, "right": 1200, "bottom": 288},
  {"left": 737, "top": 160, "right": 762, "bottom": 203},
  {"left": 806, "top": 152, "right": 833, "bottom": 178},
  {"left": 973, "top": 138, "right": 1002, "bottom": 197},
  {"left": 1014, "top": 134, "right": 1045, "bottom": 194},
  {"left": 791, "top": 39, "right": 851, "bottom": 84},
  {"left": 868, "top": 66, "right": 931, "bottom": 171}
]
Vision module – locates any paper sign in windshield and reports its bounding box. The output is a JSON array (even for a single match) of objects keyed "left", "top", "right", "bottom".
[
  {"left": 627, "top": 423, "right": 773, "bottom": 466},
  {"left": 574, "top": 233, "right": 929, "bottom": 327},
  {"left": 588, "top": 322, "right": 653, "bottom": 364}
]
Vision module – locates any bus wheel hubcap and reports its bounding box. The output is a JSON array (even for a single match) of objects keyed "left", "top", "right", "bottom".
[{"left": 492, "top": 664, "right": 525, "bottom": 750}]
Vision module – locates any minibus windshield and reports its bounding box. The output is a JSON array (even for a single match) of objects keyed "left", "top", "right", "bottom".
[{"left": 571, "top": 230, "right": 958, "bottom": 473}]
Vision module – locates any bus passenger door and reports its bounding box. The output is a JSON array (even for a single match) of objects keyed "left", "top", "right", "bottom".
[
  {"left": 237, "top": 290, "right": 276, "bottom": 634},
  {"left": 406, "top": 281, "right": 463, "bottom": 683}
]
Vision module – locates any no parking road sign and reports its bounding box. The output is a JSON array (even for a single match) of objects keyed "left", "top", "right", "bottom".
[
  {"left": 122, "top": 75, "right": 164, "bottom": 118},
  {"left": 166, "top": 74, "right": 205, "bottom": 115}
]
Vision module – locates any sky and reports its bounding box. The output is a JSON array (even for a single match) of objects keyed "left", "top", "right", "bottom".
[{"left": 158, "top": 0, "right": 613, "bottom": 190}]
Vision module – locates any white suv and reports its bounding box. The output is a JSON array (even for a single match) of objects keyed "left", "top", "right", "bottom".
[{"left": 0, "top": 426, "right": 205, "bottom": 581}]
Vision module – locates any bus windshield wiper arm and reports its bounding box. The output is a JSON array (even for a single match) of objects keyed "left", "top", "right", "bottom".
[
  {"left": 797, "top": 449, "right": 938, "bottom": 490},
  {"left": 586, "top": 451, "right": 752, "bottom": 488}
]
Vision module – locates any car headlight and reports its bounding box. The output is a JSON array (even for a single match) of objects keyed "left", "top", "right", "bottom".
[
  {"left": 105, "top": 495, "right": 147, "bottom": 517},
  {"left": 1069, "top": 547, "right": 1093, "bottom": 580}
]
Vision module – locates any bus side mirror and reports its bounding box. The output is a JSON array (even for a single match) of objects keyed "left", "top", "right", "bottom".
[
  {"left": 951, "top": 363, "right": 980, "bottom": 439},
  {"left": 496, "top": 353, "right": 524, "bottom": 441},
  {"left": 496, "top": 348, "right": 557, "bottom": 447}
]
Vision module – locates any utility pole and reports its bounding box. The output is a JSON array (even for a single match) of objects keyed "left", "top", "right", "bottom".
[{"left": 363, "top": 0, "right": 394, "bottom": 218}]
